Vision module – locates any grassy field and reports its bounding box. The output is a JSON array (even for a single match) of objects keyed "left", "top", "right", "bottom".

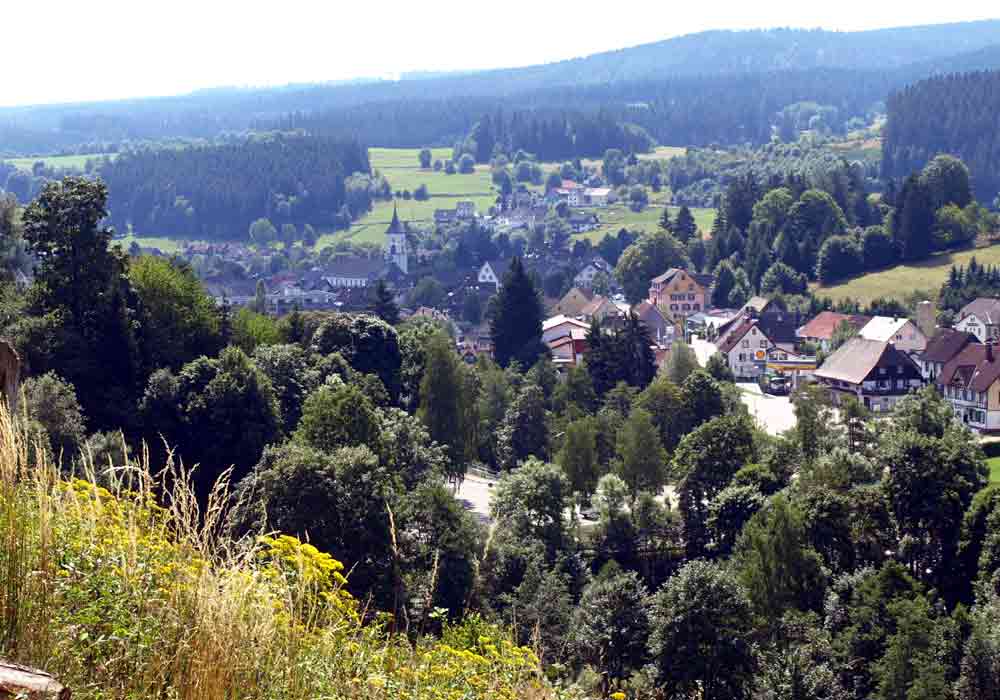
[
  {"left": 114, "top": 234, "right": 185, "bottom": 254},
  {"left": 4, "top": 153, "right": 115, "bottom": 172},
  {"left": 988, "top": 456, "right": 1000, "bottom": 483},
  {"left": 322, "top": 147, "right": 498, "bottom": 248},
  {"left": 811, "top": 244, "right": 1000, "bottom": 304},
  {"left": 573, "top": 203, "right": 716, "bottom": 243}
]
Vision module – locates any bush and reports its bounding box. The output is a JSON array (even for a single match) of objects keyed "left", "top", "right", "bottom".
[{"left": 816, "top": 234, "right": 863, "bottom": 284}]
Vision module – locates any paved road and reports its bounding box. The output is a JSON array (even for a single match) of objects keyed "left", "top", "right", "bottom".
[
  {"left": 738, "top": 382, "right": 797, "bottom": 436},
  {"left": 691, "top": 336, "right": 719, "bottom": 366},
  {"left": 455, "top": 473, "right": 496, "bottom": 524}
]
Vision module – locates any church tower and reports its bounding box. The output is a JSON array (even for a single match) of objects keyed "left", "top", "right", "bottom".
[{"left": 385, "top": 202, "right": 408, "bottom": 274}]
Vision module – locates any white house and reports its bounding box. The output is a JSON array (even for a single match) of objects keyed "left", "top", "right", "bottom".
[
  {"left": 936, "top": 341, "right": 1000, "bottom": 433},
  {"left": 478, "top": 259, "right": 512, "bottom": 291},
  {"left": 573, "top": 257, "right": 612, "bottom": 289},
  {"left": 542, "top": 315, "right": 591, "bottom": 344},
  {"left": 717, "top": 319, "right": 776, "bottom": 379},
  {"left": 859, "top": 316, "right": 927, "bottom": 353},
  {"left": 585, "top": 187, "right": 611, "bottom": 207},
  {"left": 955, "top": 298, "right": 1000, "bottom": 342}
]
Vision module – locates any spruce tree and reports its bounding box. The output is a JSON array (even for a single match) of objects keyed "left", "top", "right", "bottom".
[
  {"left": 674, "top": 205, "right": 698, "bottom": 244},
  {"left": 659, "top": 206, "right": 673, "bottom": 233},
  {"left": 489, "top": 256, "right": 546, "bottom": 368},
  {"left": 370, "top": 279, "right": 400, "bottom": 325}
]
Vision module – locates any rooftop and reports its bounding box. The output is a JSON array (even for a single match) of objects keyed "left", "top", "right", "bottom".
[
  {"left": 797, "top": 311, "right": 871, "bottom": 341},
  {"left": 815, "top": 337, "right": 918, "bottom": 385}
]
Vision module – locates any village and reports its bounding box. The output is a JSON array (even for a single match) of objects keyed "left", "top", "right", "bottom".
[{"left": 126, "top": 182, "right": 1000, "bottom": 437}]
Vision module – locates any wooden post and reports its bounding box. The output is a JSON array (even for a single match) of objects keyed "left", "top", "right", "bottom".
[{"left": 0, "top": 661, "right": 70, "bottom": 699}]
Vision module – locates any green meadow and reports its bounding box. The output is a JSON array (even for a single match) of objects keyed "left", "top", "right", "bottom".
[{"left": 5, "top": 153, "right": 115, "bottom": 172}]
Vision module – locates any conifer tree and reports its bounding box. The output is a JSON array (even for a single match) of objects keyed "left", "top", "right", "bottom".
[
  {"left": 674, "top": 205, "right": 698, "bottom": 244},
  {"left": 489, "top": 256, "right": 546, "bottom": 368},
  {"left": 659, "top": 206, "right": 673, "bottom": 233},
  {"left": 370, "top": 279, "right": 400, "bottom": 325},
  {"left": 418, "top": 331, "right": 466, "bottom": 472}
]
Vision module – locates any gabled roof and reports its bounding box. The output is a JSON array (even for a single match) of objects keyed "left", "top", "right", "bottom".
[
  {"left": 814, "top": 337, "right": 918, "bottom": 385},
  {"left": 325, "top": 257, "right": 385, "bottom": 278},
  {"left": 632, "top": 301, "right": 667, "bottom": 324},
  {"left": 481, "top": 258, "right": 513, "bottom": 279},
  {"left": 743, "top": 296, "right": 772, "bottom": 313},
  {"left": 543, "top": 315, "right": 591, "bottom": 332},
  {"left": 718, "top": 319, "right": 774, "bottom": 354},
  {"left": 937, "top": 343, "right": 1000, "bottom": 393},
  {"left": 756, "top": 311, "right": 805, "bottom": 346},
  {"left": 922, "top": 328, "right": 980, "bottom": 364},
  {"left": 797, "top": 311, "right": 871, "bottom": 341},
  {"left": 959, "top": 298, "right": 1000, "bottom": 325},
  {"left": 581, "top": 295, "right": 617, "bottom": 317},
  {"left": 560, "top": 286, "right": 595, "bottom": 302},
  {"left": 860, "top": 316, "right": 912, "bottom": 342}
]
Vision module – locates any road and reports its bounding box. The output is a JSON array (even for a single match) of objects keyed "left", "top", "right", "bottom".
[
  {"left": 455, "top": 473, "right": 496, "bottom": 524},
  {"left": 738, "top": 382, "right": 797, "bottom": 436}
]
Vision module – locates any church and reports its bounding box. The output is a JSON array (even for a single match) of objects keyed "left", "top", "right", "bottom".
[{"left": 384, "top": 203, "right": 408, "bottom": 275}]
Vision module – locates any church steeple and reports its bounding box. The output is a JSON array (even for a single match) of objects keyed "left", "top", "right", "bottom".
[{"left": 384, "top": 200, "right": 408, "bottom": 274}]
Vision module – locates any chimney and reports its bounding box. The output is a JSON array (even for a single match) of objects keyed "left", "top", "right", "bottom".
[{"left": 988, "top": 340, "right": 995, "bottom": 363}]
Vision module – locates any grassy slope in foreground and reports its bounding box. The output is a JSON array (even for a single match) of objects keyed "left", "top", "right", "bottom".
[
  {"left": 811, "top": 244, "right": 1000, "bottom": 305},
  {"left": 0, "top": 411, "right": 555, "bottom": 700}
]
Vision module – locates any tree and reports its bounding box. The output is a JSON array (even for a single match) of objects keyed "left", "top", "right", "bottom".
[
  {"left": 458, "top": 154, "right": 476, "bottom": 174},
  {"left": 311, "top": 314, "right": 402, "bottom": 401},
  {"left": 491, "top": 457, "right": 568, "bottom": 556},
  {"left": 558, "top": 416, "right": 600, "bottom": 499},
  {"left": 705, "top": 352, "right": 735, "bottom": 382},
  {"left": 21, "top": 176, "right": 142, "bottom": 430},
  {"left": 680, "top": 369, "right": 724, "bottom": 429},
  {"left": 553, "top": 364, "right": 598, "bottom": 415},
  {"left": 816, "top": 235, "right": 864, "bottom": 284},
  {"left": 569, "top": 570, "right": 651, "bottom": 696},
  {"left": 874, "top": 596, "right": 953, "bottom": 700},
  {"left": 664, "top": 338, "right": 698, "bottom": 385},
  {"left": 675, "top": 414, "right": 754, "bottom": 557},
  {"left": 249, "top": 217, "right": 277, "bottom": 246},
  {"left": 418, "top": 148, "right": 432, "bottom": 169},
  {"left": 614, "top": 230, "right": 689, "bottom": 304},
  {"left": 634, "top": 376, "right": 686, "bottom": 452},
  {"left": 489, "top": 257, "right": 546, "bottom": 368},
  {"left": 863, "top": 226, "right": 895, "bottom": 270},
  {"left": 760, "top": 260, "right": 808, "bottom": 294},
  {"left": 233, "top": 443, "right": 398, "bottom": 606},
  {"left": 22, "top": 372, "right": 86, "bottom": 460},
  {"left": 370, "top": 280, "right": 399, "bottom": 325},
  {"left": 922, "top": 154, "right": 973, "bottom": 210},
  {"left": 413, "top": 184, "right": 429, "bottom": 201},
  {"left": 295, "top": 382, "right": 382, "bottom": 454},
  {"left": 129, "top": 256, "right": 224, "bottom": 371},
  {"left": 648, "top": 560, "right": 756, "bottom": 700},
  {"left": 793, "top": 382, "right": 834, "bottom": 463},
  {"left": 497, "top": 385, "right": 548, "bottom": 470},
  {"left": 418, "top": 332, "right": 467, "bottom": 475},
  {"left": 895, "top": 174, "right": 936, "bottom": 261},
  {"left": 658, "top": 206, "right": 673, "bottom": 233},
  {"left": 736, "top": 495, "right": 827, "bottom": 621},
  {"left": 615, "top": 407, "right": 668, "bottom": 498},
  {"left": 673, "top": 205, "right": 697, "bottom": 244},
  {"left": 409, "top": 277, "right": 446, "bottom": 308},
  {"left": 545, "top": 171, "right": 562, "bottom": 192}
]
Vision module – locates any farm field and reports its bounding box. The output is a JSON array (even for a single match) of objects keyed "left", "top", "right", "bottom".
[
  {"left": 4, "top": 153, "right": 115, "bottom": 171},
  {"left": 322, "top": 147, "right": 498, "bottom": 247},
  {"left": 811, "top": 244, "right": 1000, "bottom": 304},
  {"left": 988, "top": 456, "right": 1000, "bottom": 484},
  {"left": 114, "top": 234, "right": 185, "bottom": 254},
  {"left": 573, "top": 204, "right": 716, "bottom": 243}
]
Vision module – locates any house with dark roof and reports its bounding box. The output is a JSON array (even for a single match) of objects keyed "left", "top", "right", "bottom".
[
  {"left": 632, "top": 301, "right": 674, "bottom": 346},
  {"left": 551, "top": 286, "right": 594, "bottom": 317},
  {"left": 324, "top": 257, "right": 386, "bottom": 288},
  {"left": 919, "top": 328, "right": 980, "bottom": 381},
  {"left": 813, "top": 337, "right": 923, "bottom": 413},
  {"left": 796, "top": 311, "right": 871, "bottom": 351},
  {"left": 936, "top": 342, "right": 1000, "bottom": 432},
  {"left": 955, "top": 298, "right": 1000, "bottom": 342},
  {"left": 717, "top": 309, "right": 803, "bottom": 353}
]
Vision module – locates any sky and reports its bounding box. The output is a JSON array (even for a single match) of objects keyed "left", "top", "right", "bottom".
[{"left": 2, "top": 0, "right": 998, "bottom": 107}]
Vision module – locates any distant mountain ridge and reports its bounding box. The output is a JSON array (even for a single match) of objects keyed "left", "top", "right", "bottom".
[{"left": 2, "top": 20, "right": 1000, "bottom": 155}]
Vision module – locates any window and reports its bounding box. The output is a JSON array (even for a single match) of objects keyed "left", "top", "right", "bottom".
[
  {"left": 879, "top": 368, "right": 886, "bottom": 375},
  {"left": 688, "top": 294, "right": 695, "bottom": 301},
  {"left": 760, "top": 340, "right": 768, "bottom": 348},
  {"left": 742, "top": 340, "right": 750, "bottom": 348},
  {"left": 896, "top": 366, "right": 903, "bottom": 374},
  {"left": 670, "top": 304, "right": 678, "bottom": 311},
  {"left": 693, "top": 304, "right": 700, "bottom": 311}
]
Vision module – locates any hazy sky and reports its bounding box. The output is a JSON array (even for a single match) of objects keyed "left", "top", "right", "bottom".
[{"left": 3, "top": 1, "right": 998, "bottom": 107}]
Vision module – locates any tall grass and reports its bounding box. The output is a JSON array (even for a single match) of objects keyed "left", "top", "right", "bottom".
[{"left": 0, "top": 404, "right": 555, "bottom": 699}]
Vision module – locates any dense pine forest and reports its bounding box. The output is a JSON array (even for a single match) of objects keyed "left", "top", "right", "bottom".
[
  {"left": 883, "top": 69, "right": 1000, "bottom": 201},
  {"left": 97, "top": 134, "right": 372, "bottom": 239}
]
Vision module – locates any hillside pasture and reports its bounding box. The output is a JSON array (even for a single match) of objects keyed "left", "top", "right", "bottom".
[
  {"left": 811, "top": 244, "right": 1000, "bottom": 304},
  {"left": 572, "top": 204, "right": 716, "bottom": 243},
  {"left": 5, "top": 153, "right": 115, "bottom": 172}
]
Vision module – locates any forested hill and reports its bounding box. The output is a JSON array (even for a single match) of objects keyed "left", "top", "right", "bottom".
[
  {"left": 883, "top": 70, "right": 1000, "bottom": 201},
  {"left": 97, "top": 134, "right": 371, "bottom": 240},
  {"left": 4, "top": 20, "right": 1000, "bottom": 156}
]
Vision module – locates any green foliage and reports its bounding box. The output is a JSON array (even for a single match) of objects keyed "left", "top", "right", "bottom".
[
  {"left": 418, "top": 331, "right": 468, "bottom": 476},
  {"left": 22, "top": 371, "right": 86, "bottom": 461},
  {"left": 311, "top": 313, "right": 402, "bottom": 401},
  {"left": 614, "top": 407, "right": 667, "bottom": 498},
  {"left": 664, "top": 338, "right": 699, "bottom": 385},
  {"left": 296, "top": 382, "right": 382, "bottom": 454},
  {"left": 496, "top": 385, "right": 549, "bottom": 470},
  {"left": 231, "top": 307, "right": 281, "bottom": 353},
  {"left": 634, "top": 376, "right": 686, "bottom": 452},
  {"left": 489, "top": 257, "right": 546, "bottom": 369},
  {"left": 705, "top": 351, "right": 735, "bottom": 382},
  {"left": 614, "top": 229, "right": 689, "bottom": 304},
  {"left": 491, "top": 458, "right": 569, "bottom": 557},
  {"left": 369, "top": 280, "right": 400, "bottom": 325},
  {"left": 736, "top": 495, "right": 827, "bottom": 621},
  {"left": 648, "top": 560, "right": 756, "bottom": 699},
  {"left": 557, "top": 416, "right": 600, "bottom": 498}
]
